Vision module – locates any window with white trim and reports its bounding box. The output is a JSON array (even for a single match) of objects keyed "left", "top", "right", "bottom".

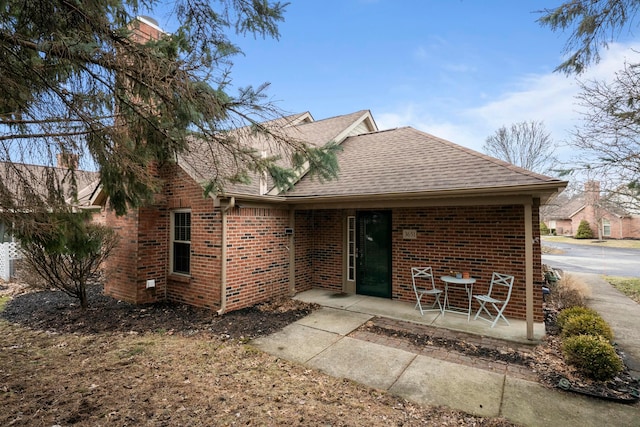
[
  {"left": 172, "top": 211, "right": 191, "bottom": 274},
  {"left": 602, "top": 218, "right": 611, "bottom": 237},
  {"left": 347, "top": 216, "right": 356, "bottom": 281}
]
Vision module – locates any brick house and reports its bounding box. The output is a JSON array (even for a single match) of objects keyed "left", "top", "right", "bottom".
[
  {"left": 542, "top": 181, "right": 640, "bottom": 239},
  {"left": 89, "top": 109, "right": 567, "bottom": 337}
]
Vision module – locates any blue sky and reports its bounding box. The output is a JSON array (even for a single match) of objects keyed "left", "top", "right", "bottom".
[{"left": 156, "top": 1, "right": 640, "bottom": 166}]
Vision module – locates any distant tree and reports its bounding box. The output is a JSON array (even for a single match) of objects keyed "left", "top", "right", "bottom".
[
  {"left": 537, "top": 0, "right": 640, "bottom": 74},
  {"left": 570, "top": 66, "right": 640, "bottom": 212},
  {"left": 538, "top": 1, "right": 640, "bottom": 207},
  {"left": 0, "top": 0, "right": 339, "bottom": 225},
  {"left": 483, "top": 121, "right": 558, "bottom": 174},
  {"left": 15, "top": 211, "right": 119, "bottom": 309},
  {"left": 575, "top": 219, "right": 594, "bottom": 239}
]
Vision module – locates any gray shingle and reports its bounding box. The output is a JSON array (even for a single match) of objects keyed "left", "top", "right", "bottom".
[{"left": 287, "top": 127, "right": 564, "bottom": 197}]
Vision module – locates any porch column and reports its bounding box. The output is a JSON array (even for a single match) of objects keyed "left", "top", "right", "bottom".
[{"left": 524, "top": 201, "right": 534, "bottom": 340}]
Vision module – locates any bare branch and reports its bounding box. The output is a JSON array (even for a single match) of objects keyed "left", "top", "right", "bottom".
[{"left": 483, "top": 121, "right": 559, "bottom": 175}]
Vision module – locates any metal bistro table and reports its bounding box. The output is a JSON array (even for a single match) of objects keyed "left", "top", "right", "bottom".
[{"left": 440, "top": 275, "right": 476, "bottom": 321}]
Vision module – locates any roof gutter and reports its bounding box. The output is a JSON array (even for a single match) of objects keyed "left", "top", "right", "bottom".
[
  {"left": 282, "top": 182, "right": 568, "bottom": 206},
  {"left": 217, "top": 196, "right": 235, "bottom": 316}
]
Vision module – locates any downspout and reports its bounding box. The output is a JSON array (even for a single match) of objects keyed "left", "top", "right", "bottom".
[
  {"left": 217, "top": 197, "right": 235, "bottom": 315},
  {"left": 288, "top": 209, "right": 296, "bottom": 296}
]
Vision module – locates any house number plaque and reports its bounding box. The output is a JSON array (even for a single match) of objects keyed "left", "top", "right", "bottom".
[{"left": 402, "top": 229, "right": 417, "bottom": 240}]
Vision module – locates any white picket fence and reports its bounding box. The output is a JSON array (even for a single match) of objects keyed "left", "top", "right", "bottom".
[{"left": 0, "top": 241, "right": 21, "bottom": 281}]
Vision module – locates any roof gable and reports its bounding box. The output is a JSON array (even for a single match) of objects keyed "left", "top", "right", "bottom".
[{"left": 178, "top": 110, "right": 377, "bottom": 197}]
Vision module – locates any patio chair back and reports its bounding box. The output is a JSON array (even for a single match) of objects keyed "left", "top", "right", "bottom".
[
  {"left": 411, "top": 266, "right": 443, "bottom": 315},
  {"left": 473, "top": 272, "right": 514, "bottom": 327}
]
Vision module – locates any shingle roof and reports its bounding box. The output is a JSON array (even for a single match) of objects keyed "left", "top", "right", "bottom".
[
  {"left": 285, "top": 110, "right": 372, "bottom": 147},
  {"left": 178, "top": 110, "right": 375, "bottom": 196},
  {"left": 542, "top": 193, "right": 584, "bottom": 220},
  {"left": 543, "top": 188, "right": 640, "bottom": 220},
  {"left": 286, "top": 127, "right": 566, "bottom": 199},
  {"left": 0, "top": 161, "right": 99, "bottom": 208}
]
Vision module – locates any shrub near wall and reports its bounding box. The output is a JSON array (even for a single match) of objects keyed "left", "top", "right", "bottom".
[
  {"left": 575, "top": 219, "right": 594, "bottom": 239},
  {"left": 562, "top": 335, "right": 623, "bottom": 381},
  {"left": 560, "top": 312, "right": 614, "bottom": 342},
  {"left": 557, "top": 306, "right": 623, "bottom": 381}
]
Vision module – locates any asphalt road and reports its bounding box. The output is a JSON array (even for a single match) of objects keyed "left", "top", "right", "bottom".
[{"left": 542, "top": 241, "right": 640, "bottom": 278}]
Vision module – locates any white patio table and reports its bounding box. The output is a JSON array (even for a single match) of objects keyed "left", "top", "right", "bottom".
[{"left": 440, "top": 276, "right": 476, "bottom": 321}]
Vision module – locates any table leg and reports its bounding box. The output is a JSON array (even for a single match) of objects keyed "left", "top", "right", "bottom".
[
  {"left": 442, "top": 283, "right": 448, "bottom": 316},
  {"left": 466, "top": 284, "right": 472, "bottom": 321}
]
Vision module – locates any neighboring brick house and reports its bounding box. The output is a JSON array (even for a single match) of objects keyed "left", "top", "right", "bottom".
[
  {"left": 87, "top": 108, "right": 567, "bottom": 338},
  {"left": 0, "top": 159, "right": 99, "bottom": 280},
  {"left": 542, "top": 181, "right": 640, "bottom": 239}
]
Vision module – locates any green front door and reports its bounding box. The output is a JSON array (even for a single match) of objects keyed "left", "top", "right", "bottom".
[{"left": 356, "top": 211, "right": 392, "bottom": 298}]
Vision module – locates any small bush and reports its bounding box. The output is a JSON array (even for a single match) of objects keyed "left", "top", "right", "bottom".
[
  {"left": 540, "top": 222, "right": 550, "bottom": 235},
  {"left": 575, "top": 219, "right": 594, "bottom": 239},
  {"left": 556, "top": 306, "right": 599, "bottom": 330},
  {"left": 562, "top": 335, "right": 623, "bottom": 381},
  {"left": 561, "top": 312, "right": 614, "bottom": 342}
]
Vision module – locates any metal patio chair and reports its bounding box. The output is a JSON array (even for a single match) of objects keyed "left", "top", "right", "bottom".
[
  {"left": 473, "top": 272, "right": 515, "bottom": 327},
  {"left": 411, "top": 266, "right": 443, "bottom": 315}
]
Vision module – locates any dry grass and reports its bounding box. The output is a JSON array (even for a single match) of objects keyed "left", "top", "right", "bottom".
[
  {"left": 547, "top": 273, "right": 592, "bottom": 310},
  {"left": 0, "top": 297, "right": 518, "bottom": 426},
  {"left": 605, "top": 276, "right": 640, "bottom": 304}
]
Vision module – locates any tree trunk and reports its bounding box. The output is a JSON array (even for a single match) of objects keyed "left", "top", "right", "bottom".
[{"left": 79, "top": 283, "right": 88, "bottom": 310}]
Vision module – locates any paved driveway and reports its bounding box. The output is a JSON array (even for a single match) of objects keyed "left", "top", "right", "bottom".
[{"left": 542, "top": 241, "right": 640, "bottom": 278}]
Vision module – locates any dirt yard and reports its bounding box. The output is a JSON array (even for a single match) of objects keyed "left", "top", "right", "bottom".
[{"left": 0, "top": 283, "right": 520, "bottom": 426}]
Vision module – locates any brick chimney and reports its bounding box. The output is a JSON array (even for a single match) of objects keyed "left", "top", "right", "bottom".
[
  {"left": 56, "top": 152, "right": 79, "bottom": 169},
  {"left": 584, "top": 181, "right": 600, "bottom": 206},
  {"left": 131, "top": 16, "right": 164, "bottom": 44}
]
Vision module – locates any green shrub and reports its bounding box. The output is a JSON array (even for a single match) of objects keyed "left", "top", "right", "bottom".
[
  {"left": 575, "top": 219, "right": 594, "bottom": 239},
  {"left": 540, "top": 222, "right": 550, "bottom": 235},
  {"left": 562, "top": 335, "right": 623, "bottom": 381},
  {"left": 556, "top": 306, "right": 598, "bottom": 330},
  {"left": 561, "top": 312, "right": 614, "bottom": 342}
]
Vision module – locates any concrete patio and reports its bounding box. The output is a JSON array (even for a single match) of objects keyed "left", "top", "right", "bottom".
[{"left": 292, "top": 288, "right": 546, "bottom": 345}]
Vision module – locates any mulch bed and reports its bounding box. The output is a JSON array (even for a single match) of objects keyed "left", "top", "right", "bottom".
[
  {"left": 355, "top": 316, "right": 639, "bottom": 404},
  {"left": 0, "top": 284, "right": 315, "bottom": 339}
]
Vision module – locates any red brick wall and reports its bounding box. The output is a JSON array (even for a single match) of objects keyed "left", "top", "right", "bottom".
[
  {"left": 311, "top": 210, "right": 343, "bottom": 292},
  {"left": 293, "top": 210, "right": 343, "bottom": 292},
  {"left": 224, "top": 207, "right": 291, "bottom": 311},
  {"left": 104, "top": 207, "right": 141, "bottom": 303},
  {"left": 572, "top": 210, "right": 640, "bottom": 239},
  {"left": 393, "top": 205, "right": 543, "bottom": 322},
  {"left": 623, "top": 217, "right": 640, "bottom": 239},
  {"left": 571, "top": 207, "right": 596, "bottom": 238},
  {"left": 554, "top": 219, "right": 573, "bottom": 236},
  {"left": 162, "top": 164, "right": 221, "bottom": 309},
  {"left": 294, "top": 211, "right": 314, "bottom": 292},
  {"left": 296, "top": 205, "right": 544, "bottom": 322},
  {"left": 104, "top": 163, "right": 223, "bottom": 309}
]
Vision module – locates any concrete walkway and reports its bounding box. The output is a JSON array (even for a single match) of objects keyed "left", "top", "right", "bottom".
[
  {"left": 573, "top": 272, "right": 640, "bottom": 378},
  {"left": 252, "top": 276, "right": 639, "bottom": 427}
]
